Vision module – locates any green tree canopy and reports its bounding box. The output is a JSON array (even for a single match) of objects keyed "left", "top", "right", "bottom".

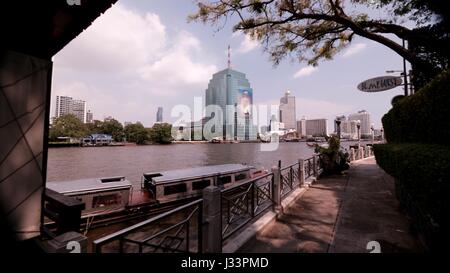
[
  {"left": 189, "top": 0, "right": 449, "bottom": 82},
  {"left": 49, "top": 114, "right": 86, "bottom": 140},
  {"left": 101, "top": 119, "right": 124, "bottom": 142},
  {"left": 85, "top": 120, "right": 103, "bottom": 135},
  {"left": 149, "top": 123, "right": 173, "bottom": 144},
  {"left": 124, "top": 122, "right": 149, "bottom": 144}
]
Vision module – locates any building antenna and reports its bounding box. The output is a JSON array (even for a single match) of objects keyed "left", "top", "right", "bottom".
[{"left": 228, "top": 45, "right": 231, "bottom": 69}]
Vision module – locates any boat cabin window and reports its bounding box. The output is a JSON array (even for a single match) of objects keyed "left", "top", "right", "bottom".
[
  {"left": 192, "top": 179, "right": 210, "bottom": 191},
  {"left": 92, "top": 194, "right": 122, "bottom": 208},
  {"left": 235, "top": 173, "right": 247, "bottom": 181},
  {"left": 164, "top": 183, "right": 187, "bottom": 195},
  {"left": 100, "top": 177, "right": 125, "bottom": 183},
  {"left": 217, "top": 175, "right": 232, "bottom": 185}
]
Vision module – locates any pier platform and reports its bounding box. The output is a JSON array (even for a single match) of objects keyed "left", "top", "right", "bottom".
[{"left": 238, "top": 157, "right": 424, "bottom": 253}]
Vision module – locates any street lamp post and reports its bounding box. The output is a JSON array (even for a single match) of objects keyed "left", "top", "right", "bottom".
[
  {"left": 335, "top": 119, "right": 341, "bottom": 140},
  {"left": 356, "top": 120, "right": 361, "bottom": 147},
  {"left": 387, "top": 38, "right": 409, "bottom": 97},
  {"left": 370, "top": 123, "right": 374, "bottom": 145},
  {"left": 402, "top": 39, "right": 408, "bottom": 96}
]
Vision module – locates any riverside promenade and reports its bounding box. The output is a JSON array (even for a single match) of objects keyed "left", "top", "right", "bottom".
[{"left": 238, "top": 157, "right": 424, "bottom": 253}]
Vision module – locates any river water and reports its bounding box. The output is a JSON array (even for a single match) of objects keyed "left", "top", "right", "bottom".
[{"left": 47, "top": 141, "right": 365, "bottom": 187}]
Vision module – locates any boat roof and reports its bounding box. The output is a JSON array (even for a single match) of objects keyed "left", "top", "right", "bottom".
[
  {"left": 46, "top": 176, "right": 132, "bottom": 195},
  {"left": 146, "top": 164, "right": 253, "bottom": 184}
]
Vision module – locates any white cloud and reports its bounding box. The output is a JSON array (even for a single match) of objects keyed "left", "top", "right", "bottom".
[
  {"left": 232, "top": 32, "right": 259, "bottom": 54},
  {"left": 238, "top": 35, "right": 259, "bottom": 53},
  {"left": 52, "top": 4, "right": 218, "bottom": 126},
  {"left": 342, "top": 43, "right": 367, "bottom": 58},
  {"left": 54, "top": 5, "right": 167, "bottom": 72},
  {"left": 139, "top": 31, "right": 217, "bottom": 89},
  {"left": 293, "top": 66, "right": 318, "bottom": 78}
]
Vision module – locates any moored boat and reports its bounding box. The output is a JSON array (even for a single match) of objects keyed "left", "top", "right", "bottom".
[{"left": 45, "top": 164, "right": 268, "bottom": 229}]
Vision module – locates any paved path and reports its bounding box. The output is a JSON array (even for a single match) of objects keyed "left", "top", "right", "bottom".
[{"left": 238, "top": 157, "right": 424, "bottom": 253}]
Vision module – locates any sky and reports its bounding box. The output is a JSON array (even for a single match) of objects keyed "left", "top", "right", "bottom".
[{"left": 51, "top": 0, "right": 410, "bottom": 131}]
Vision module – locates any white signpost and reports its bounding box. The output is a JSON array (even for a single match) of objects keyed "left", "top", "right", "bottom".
[{"left": 357, "top": 76, "right": 403, "bottom": 92}]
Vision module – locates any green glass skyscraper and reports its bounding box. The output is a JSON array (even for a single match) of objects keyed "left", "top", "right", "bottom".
[{"left": 205, "top": 66, "right": 257, "bottom": 140}]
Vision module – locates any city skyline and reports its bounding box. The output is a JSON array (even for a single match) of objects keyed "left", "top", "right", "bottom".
[{"left": 50, "top": 0, "right": 408, "bottom": 130}]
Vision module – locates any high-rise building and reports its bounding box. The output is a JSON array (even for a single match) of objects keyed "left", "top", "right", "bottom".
[
  {"left": 348, "top": 110, "right": 371, "bottom": 136},
  {"left": 204, "top": 51, "right": 257, "bottom": 140},
  {"left": 156, "top": 107, "right": 163, "bottom": 123},
  {"left": 305, "top": 119, "right": 328, "bottom": 136},
  {"left": 279, "top": 90, "right": 296, "bottom": 130},
  {"left": 341, "top": 120, "right": 358, "bottom": 139},
  {"left": 55, "top": 96, "right": 71, "bottom": 119},
  {"left": 54, "top": 95, "right": 86, "bottom": 123},
  {"left": 296, "top": 117, "right": 307, "bottom": 137},
  {"left": 86, "top": 110, "right": 93, "bottom": 123}
]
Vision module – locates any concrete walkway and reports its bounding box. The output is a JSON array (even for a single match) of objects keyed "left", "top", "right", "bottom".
[{"left": 238, "top": 157, "right": 424, "bottom": 253}]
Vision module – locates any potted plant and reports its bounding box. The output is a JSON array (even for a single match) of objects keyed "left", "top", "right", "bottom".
[{"left": 314, "top": 136, "right": 350, "bottom": 175}]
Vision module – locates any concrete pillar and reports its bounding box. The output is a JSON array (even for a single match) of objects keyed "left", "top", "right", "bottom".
[
  {"left": 271, "top": 166, "right": 282, "bottom": 214},
  {"left": 0, "top": 50, "right": 52, "bottom": 241},
  {"left": 359, "top": 147, "right": 364, "bottom": 159},
  {"left": 299, "top": 159, "right": 305, "bottom": 187},
  {"left": 202, "top": 186, "right": 222, "bottom": 253},
  {"left": 350, "top": 148, "right": 355, "bottom": 161}
]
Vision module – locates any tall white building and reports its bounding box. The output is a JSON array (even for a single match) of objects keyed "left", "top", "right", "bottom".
[
  {"left": 341, "top": 120, "right": 358, "bottom": 139},
  {"left": 296, "top": 117, "right": 307, "bottom": 137},
  {"left": 279, "top": 90, "right": 296, "bottom": 130},
  {"left": 54, "top": 95, "right": 86, "bottom": 123},
  {"left": 305, "top": 119, "right": 328, "bottom": 136},
  {"left": 86, "top": 110, "right": 93, "bottom": 124},
  {"left": 348, "top": 110, "right": 371, "bottom": 135}
]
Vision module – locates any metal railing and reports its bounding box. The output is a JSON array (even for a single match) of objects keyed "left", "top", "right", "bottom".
[
  {"left": 316, "top": 155, "right": 324, "bottom": 176},
  {"left": 92, "top": 199, "right": 203, "bottom": 253},
  {"left": 280, "top": 162, "right": 300, "bottom": 198},
  {"left": 92, "top": 154, "right": 332, "bottom": 253},
  {"left": 221, "top": 173, "right": 274, "bottom": 240},
  {"left": 304, "top": 157, "right": 315, "bottom": 179}
]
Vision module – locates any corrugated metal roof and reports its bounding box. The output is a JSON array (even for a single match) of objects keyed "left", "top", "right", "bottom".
[
  {"left": 148, "top": 164, "right": 253, "bottom": 184},
  {"left": 47, "top": 176, "right": 131, "bottom": 195}
]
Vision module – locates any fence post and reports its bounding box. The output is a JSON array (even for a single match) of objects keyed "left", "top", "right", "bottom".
[
  {"left": 299, "top": 159, "right": 305, "bottom": 187},
  {"left": 271, "top": 166, "right": 282, "bottom": 214},
  {"left": 359, "top": 146, "right": 364, "bottom": 159},
  {"left": 202, "top": 186, "right": 222, "bottom": 253},
  {"left": 313, "top": 155, "right": 318, "bottom": 178},
  {"left": 350, "top": 148, "right": 355, "bottom": 161}
]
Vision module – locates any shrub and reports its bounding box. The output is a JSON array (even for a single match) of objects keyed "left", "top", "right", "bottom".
[
  {"left": 315, "top": 136, "right": 349, "bottom": 175},
  {"left": 382, "top": 70, "right": 450, "bottom": 145},
  {"left": 374, "top": 143, "right": 450, "bottom": 250}
]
